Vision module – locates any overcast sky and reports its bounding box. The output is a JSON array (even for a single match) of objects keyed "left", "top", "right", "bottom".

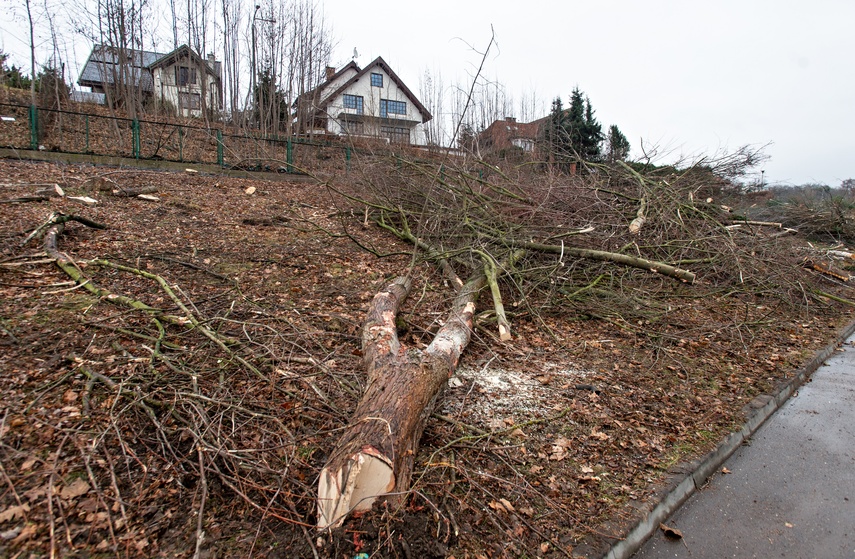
[
  {"left": 2, "top": 0, "right": 853, "bottom": 186},
  {"left": 322, "top": 0, "right": 854, "bottom": 186}
]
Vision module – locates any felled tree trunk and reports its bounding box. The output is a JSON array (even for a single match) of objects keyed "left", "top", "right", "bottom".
[{"left": 317, "top": 274, "right": 485, "bottom": 529}]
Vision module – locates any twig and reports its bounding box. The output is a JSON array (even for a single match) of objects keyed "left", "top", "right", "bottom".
[{"left": 192, "top": 445, "right": 208, "bottom": 559}]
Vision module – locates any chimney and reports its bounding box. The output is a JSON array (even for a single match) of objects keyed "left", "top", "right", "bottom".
[
  {"left": 207, "top": 53, "right": 215, "bottom": 63},
  {"left": 325, "top": 66, "right": 336, "bottom": 81}
]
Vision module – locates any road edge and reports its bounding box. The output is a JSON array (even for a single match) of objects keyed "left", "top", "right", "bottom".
[{"left": 600, "top": 316, "right": 855, "bottom": 559}]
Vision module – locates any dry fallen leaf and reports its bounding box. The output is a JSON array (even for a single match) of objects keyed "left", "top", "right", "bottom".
[
  {"left": 60, "top": 478, "right": 91, "bottom": 500},
  {"left": 498, "top": 498, "right": 515, "bottom": 513},
  {"left": 488, "top": 500, "right": 508, "bottom": 513},
  {"left": 549, "top": 446, "right": 567, "bottom": 461},
  {"left": 0, "top": 504, "right": 30, "bottom": 523},
  {"left": 721, "top": 467, "right": 732, "bottom": 474},
  {"left": 1, "top": 526, "right": 22, "bottom": 540},
  {"left": 660, "top": 523, "right": 683, "bottom": 540},
  {"left": 590, "top": 429, "right": 610, "bottom": 441},
  {"left": 11, "top": 522, "right": 38, "bottom": 543}
]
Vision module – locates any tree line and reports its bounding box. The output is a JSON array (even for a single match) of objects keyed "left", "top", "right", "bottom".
[{"left": 3, "top": 3, "right": 633, "bottom": 163}]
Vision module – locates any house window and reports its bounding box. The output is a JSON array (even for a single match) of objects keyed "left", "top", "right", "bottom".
[
  {"left": 176, "top": 66, "right": 197, "bottom": 86},
  {"left": 343, "top": 120, "right": 364, "bottom": 135},
  {"left": 380, "top": 99, "right": 406, "bottom": 117},
  {"left": 343, "top": 94, "right": 363, "bottom": 114},
  {"left": 380, "top": 125, "right": 409, "bottom": 144},
  {"left": 370, "top": 73, "right": 383, "bottom": 87},
  {"left": 179, "top": 92, "right": 201, "bottom": 110}
]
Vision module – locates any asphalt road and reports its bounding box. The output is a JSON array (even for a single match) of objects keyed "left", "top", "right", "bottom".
[{"left": 634, "top": 337, "right": 855, "bottom": 559}]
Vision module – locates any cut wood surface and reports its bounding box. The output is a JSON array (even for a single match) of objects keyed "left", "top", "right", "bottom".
[{"left": 318, "top": 273, "right": 485, "bottom": 529}]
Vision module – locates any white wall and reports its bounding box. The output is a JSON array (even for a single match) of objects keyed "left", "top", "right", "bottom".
[
  {"left": 152, "top": 60, "right": 219, "bottom": 118},
  {"left": 321, "top": 64, "right": 429, "bottom": 144}
]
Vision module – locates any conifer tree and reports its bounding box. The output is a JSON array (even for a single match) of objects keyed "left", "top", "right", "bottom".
[
  {"left": 606, "top": 124, "right": 631, "bottom": 163},
  {"left": 581, "top": 97, "right": 603, "bottom": 161},
  {"left": 545, "top": 97, "right": 569, "bottom": 167},
  {"left": 547, "top": 87, "right": 604, "bottom": 167}
]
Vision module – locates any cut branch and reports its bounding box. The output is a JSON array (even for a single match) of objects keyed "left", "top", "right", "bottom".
[
  {"left": 317, "top": 273, "right": 485, "bottom": 529},
  {"left": 629, "top": 197, "right": 647, "bottom": 235},
  {"left": 517, "top": 241, "right": 696, "bottom": 284}
]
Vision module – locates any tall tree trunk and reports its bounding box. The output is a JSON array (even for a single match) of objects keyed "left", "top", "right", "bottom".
[
  {"left": 317, "top": 273, "right": 485, "bottom": 529},
  {"left": 25, "top": 0, "right": 36, "bottom": 106}
]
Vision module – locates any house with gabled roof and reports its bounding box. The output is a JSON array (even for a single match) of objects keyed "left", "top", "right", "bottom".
[
  {"left": 294, "top": 56, "right": 432, "bottom": 145},
  {"left": 78, "top": 44, "right": 222, "bottom": 117},
  {"left": 478, "top": 116, "right": 545, "bottom": 154}
]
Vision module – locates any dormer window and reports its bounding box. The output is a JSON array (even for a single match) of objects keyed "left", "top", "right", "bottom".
[
  {"left": 176, "top": 66, "right": 197, "bottom": 86},
  {"left": 371, "top": 73, "right": 383, "bottom": 87}
]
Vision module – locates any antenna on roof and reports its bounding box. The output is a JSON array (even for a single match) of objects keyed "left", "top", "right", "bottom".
[{"left": 353, "top": 47, "right": 359, "bottom": 60}]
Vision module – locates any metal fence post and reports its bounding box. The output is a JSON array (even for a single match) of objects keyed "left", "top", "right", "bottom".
[
  {"left": 178, "top": 126, "right": 184, "bottom": 162},
  {"left": 28, "top": 105, "right": 38, "bottom": 150},
  {"left": 132, "top": 119, "right": 140, "bottom": 159},
  {"left": 85, "top": 115, "right": 90, "bottom": 152},
  {"left": 345, "top": 146, "right": 351, "bottom": 174},
  {"left": 217, "top": 129, "right": 224, "bottom": 167},
  {"left": 286, "top": 138, "right": 293, "bottom": 173}
]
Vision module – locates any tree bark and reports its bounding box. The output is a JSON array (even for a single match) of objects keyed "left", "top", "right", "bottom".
[
  {"left": 317, "top": 273, "right": 485, "bottom": 529},
  {"left": 517, "top": 241, "right": 696, "bottom": 284}
]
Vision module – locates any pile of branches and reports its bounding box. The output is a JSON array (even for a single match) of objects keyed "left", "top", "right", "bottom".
[
  {"left": 333, "top": 152, "right": 823, "bottom": 344},
  {"left": 747, "top": 186, "right": 855, "bottom": 243}
]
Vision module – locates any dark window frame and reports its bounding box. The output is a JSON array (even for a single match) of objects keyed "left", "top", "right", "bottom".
[
  {"left": 380, "top": 125, "right": 410, "bottom": 144},
  {"left": 370, "top": 73, "right": 383, "bottom": 87},
  {"left": 176, "top": 66, "right": 197, "bottom": 86},
  {"left": 179, "top": 91, "right": 201, "bottom": 110},
  {"left": 343, "top": 120, "right": 365, "bottom": 135},
  {"left": 380, "top": 98, "right": 406, "bottom": 117},
  {"left": 343, "top": 94, "right": 364, "bottom": 114}
]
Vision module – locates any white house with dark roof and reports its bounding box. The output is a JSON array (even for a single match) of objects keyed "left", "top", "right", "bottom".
[
  {"left": 78, "top": 44, "right": 222, "bottom": 117},
  {"left": 295, "top": 56, "right": 432, "bottom": 145}
]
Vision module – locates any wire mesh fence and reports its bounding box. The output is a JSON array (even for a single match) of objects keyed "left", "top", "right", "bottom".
[{"left": 0, "top": 102, "right": 351, "bottom": 174}]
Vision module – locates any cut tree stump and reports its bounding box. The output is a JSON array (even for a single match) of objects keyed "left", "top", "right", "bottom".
[{"left": 317, "top": 273, "right": 485, "bottom": 529}]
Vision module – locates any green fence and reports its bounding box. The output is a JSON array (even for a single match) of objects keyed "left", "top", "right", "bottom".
[{"left": 0, "top": 102, "right": 349, "bottom": 174}]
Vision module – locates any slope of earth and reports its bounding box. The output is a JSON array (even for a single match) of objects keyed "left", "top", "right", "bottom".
[{"left": 0, "top": 158, "right": 853, "bottom": 558}]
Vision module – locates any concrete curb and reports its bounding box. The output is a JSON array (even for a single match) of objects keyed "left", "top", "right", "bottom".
[{"left": 601, "top": 317, "right": 855, "bottom": 559}]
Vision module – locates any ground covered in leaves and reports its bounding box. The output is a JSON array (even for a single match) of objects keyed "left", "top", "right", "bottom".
[{"left": 1, "top": 157, "right": 854, "bottom": 558}]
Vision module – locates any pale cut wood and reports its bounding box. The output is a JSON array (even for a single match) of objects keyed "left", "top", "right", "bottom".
[
  {"left": 317, "top": 274, "right": 485, "bottom": 529},
  {"left": 35, "top": 184, "right": 64, "bottom": 197}
]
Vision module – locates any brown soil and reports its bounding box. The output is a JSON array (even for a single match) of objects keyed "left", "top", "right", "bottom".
[{"left": 0, "top": 157, "right": 852, "bottom": 558}]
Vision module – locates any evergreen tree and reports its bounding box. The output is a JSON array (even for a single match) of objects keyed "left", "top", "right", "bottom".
[
  {"left": 544, "top": 97, "right": 569, "bottom": 166},
  {"left": 606, "top": 124, "right": 631, "bottom": 163},
  {"left": 565, "top": 88, "right": 586, "bottom": 160},
  {"left": 0, "top": 51, "right": 33, "bottom": 90},
  {"left": 581, "top": 97, "right": 603, "bottom": 161},
  {"left": 254, "top": 67, "right": 288, "bottom": 130},
  {"left": 544, "top": 87, "right": 605, "bottom": 169}
]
